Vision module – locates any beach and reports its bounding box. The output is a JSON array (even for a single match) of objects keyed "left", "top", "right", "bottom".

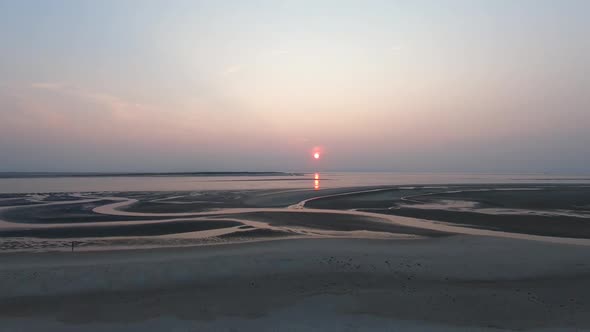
[
  {"left": 1, "top": 180, "right": 590, "bottom": 330},
  {"left": 1, "top": 236, "right": 590, "bottom": 331}
]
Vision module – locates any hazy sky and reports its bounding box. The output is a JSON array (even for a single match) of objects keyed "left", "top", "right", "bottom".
[{"left": 1, "top": 0, "right": 589, "bottom": 173}]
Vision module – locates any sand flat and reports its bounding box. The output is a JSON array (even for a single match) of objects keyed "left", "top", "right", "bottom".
[
  {"left": 1, "top": 237, "right": 590, "bottom": 331},
  {"left": 2, "top": 185, "right": 590, "bottom": 330}
]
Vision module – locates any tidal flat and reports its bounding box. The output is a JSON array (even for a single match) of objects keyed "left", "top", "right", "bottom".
[{"left": 1, "top": 184, "right": 590, "bottom": 331}]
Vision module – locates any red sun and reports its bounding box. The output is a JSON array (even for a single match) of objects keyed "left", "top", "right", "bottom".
[{"left": 313, "top": 152, "right": 320, "bottom": 159}]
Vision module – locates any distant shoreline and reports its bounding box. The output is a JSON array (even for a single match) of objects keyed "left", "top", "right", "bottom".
[{"left": 0, "top": 171, "right": 303, "bottom": 179}]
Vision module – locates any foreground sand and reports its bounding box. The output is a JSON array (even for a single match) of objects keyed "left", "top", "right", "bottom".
[{"left": 1, "top": 236, "right": 589, "bottom": 331}]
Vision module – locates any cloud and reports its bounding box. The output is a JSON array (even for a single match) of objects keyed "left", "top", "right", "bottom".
[
  {"left": 20, "top": 81, "right": 258, "bottom": 146},
  {"left": 30, "top": 82, "right": 151, "bottom": 117},
  {"left": 268, "top": 49, "right": 289, "bottom": 57},
  {"left": 221, "top": 49, "right": 289, "bottom": 76},
  {"left": 222, "top": 65, "right": 243, "bottom": 76},
  {"left": 31, "top": 82, "right": 66, "bottom": 90}
]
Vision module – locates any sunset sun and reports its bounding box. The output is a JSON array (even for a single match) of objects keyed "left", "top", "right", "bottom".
[{"left": 313, "top": 152, "right": 320, "bottom": 159}]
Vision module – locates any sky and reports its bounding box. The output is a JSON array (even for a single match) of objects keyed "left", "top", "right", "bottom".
[{"left": 0, "top": 0, "right": 589, "bottom": 173}]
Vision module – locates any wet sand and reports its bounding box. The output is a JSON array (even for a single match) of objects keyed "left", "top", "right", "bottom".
[
  {"left": 307, "top": 185, "right": 590, "bottom": 239},
  {"left": 1, "top": 237, "right": 590, "bottom": 331},
  {"left": 1, "top": 185, "right": 590, "bottom": 330},
  {"left": 0, "top": 219, "right": 243, "bottom": 238},
  {"left": 230, "top": 211, "right": 448, "bottom": 237},
  {"left": 371, "top": 208, "right": 590, "bottom": 238},
  {"left": 2, "top": 185, "right": 590, "bottom": 248}
]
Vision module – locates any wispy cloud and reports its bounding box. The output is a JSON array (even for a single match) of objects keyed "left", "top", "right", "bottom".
[
  {"left": 221, "top": 48, "right": 290, "bottom": 76},
  {"left": 26, "top": 81, "right": 244, "bottom": 135},
  {"left": 268, "top": 49, "right": 289, "bottom": 57},
  {"left": 31, "top": 82, "right": 66, "bottom": 90},
  {"left": 222, "top": 65, "right": 243, "bottom": 76},
  {"left": 31, "top": 82, "right": 149, "bottom": 116}
]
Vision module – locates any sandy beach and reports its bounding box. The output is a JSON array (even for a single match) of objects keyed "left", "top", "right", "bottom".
[
  {"left": 1, "top": 183, "right": 590, "bottom": 330},
  {"left": 1, "top": 236, "right": 590, "bottom": 331}
]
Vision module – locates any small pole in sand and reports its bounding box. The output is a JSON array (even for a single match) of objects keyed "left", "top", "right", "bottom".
[{"left": 71, "top": 241, "right": 75, "bottom": 252}]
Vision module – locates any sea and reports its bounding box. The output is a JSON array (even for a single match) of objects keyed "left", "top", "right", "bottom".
[{"left": 1, "top": 172, "right": 589, "bottom": 194}]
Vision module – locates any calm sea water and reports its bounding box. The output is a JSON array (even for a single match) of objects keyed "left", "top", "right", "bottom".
[{"left": 0, "top": 172, "right": 589, "bottom": 193}]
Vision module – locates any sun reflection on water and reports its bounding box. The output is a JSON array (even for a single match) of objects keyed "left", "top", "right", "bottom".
[{"left": 314, "top": 173, "right": 320, "bottom": 190}]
